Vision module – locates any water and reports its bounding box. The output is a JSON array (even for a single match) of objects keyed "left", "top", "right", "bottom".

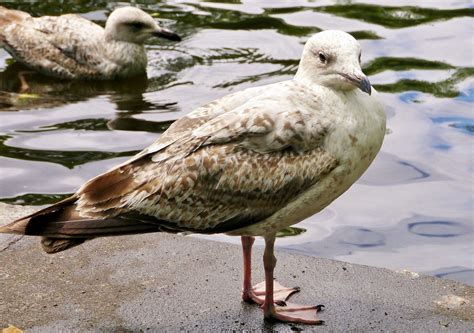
[{"left": 0, "top": 1, "right": 472, "bottom": 285}]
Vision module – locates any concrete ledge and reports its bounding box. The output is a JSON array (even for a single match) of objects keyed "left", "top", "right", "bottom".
[{"left": 1, "top": 203, "right": 473, "bottom": 332}]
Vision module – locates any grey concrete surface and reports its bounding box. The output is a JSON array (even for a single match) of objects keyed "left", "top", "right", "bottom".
[{"left": 0, "top": 203, "right": 473, "bottom": 332}]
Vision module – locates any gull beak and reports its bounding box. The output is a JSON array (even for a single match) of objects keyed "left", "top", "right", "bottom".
[
  {"left": 340, "top": 72, "right": 372, "bottom": 95},
  {"left": 152, "top": 27, "right": 181, "bottom": 42}
]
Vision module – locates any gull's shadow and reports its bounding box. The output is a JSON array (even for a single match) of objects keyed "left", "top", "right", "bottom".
[{"left": 0, "top": 61, "right": 155, "bottom": 112}]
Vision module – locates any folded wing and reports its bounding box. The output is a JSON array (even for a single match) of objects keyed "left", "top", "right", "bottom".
[
  {"left": 0, "top": 10, "right": 106, "bottom": 78},
  {"left": 0, "top": 82, "right": 339, "bottom": 252},
  {"left": 77, "top": 88, "right": 339, "bottom": 233}
]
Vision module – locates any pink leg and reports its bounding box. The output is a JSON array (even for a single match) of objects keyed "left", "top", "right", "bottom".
[
  {"left": 261, "top": 234, "right": 324, "bottom": 325},
  {"left": 241, "top": 235, "right": 256, "bottom": 302},
  {"left": 262, "top": 234, "right": 277, "bottom": 317},
  {"left": 241, "top": 236, "right": 299, "bottom": 305}
]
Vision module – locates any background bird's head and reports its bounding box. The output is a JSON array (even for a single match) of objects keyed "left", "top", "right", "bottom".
[
  {"left": 104, "top": 6, "right": 181, "bottom": 44},
  {"left": 296, "top": 30, "right": 371, "bottom": 95}
]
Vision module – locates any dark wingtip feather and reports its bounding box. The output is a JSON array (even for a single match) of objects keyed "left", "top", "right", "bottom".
[
  {"left": 0, "top": 216, "right": 31, "bottom": 234},
  {"left": 0, "top": 224, "right": 12, "bottom": 233},
  {"left": 0, "top": 196, "right": 78, "bottom": 236}
]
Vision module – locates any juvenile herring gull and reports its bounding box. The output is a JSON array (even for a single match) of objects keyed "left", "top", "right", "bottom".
[
  {"left": 0, "top": 30, "right": 386, "bottom": 324},
  {"left": 0, "top": 6, "right": 181, "bottom": 79}
]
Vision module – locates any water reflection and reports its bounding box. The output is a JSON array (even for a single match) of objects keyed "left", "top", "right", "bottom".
[
  {"left": 408, "top": 221, "right": 467, "bottom": 238},
  {"left": 374, "top": 67, "right": 474, "bottom": 98},
  {"left": 312, "top": 4, "right": 473, "bottom": 28},
  {"left": 0, "top": 134, "right": 137, "bottom": 168},
  {"left": 276, "top": 227, "right": 306, "bottom": 238},
  {"left": 431, "top": 116, "right": 474, "bottom": 136},
  {"left": 282, "top": 216, "right": 473, "bottom": 284},
  {"left": 340, "top": 228, "right": 385, "bottom": 248},
  {"left": 0, "top": 60, "right": 162, "bottom": 111},
  {"left": 0, "top": 0, "right": 472, "bottom": 285},
  {"left": 429, "top": 267, "right": 474, "bottom": 286},
  {"left": 357, "top": 152, "right": 448, "bottom": 186},
  {"left": 2, "top": 193, "right": 71, "bottom": 206}
]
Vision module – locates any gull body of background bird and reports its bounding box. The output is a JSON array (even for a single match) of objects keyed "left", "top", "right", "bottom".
[
  {"left": 0, "top": 6, "right": 181, "bottom": 80},
  {"left": 0, "top": 30, "right": 386, "bottom": 324}
]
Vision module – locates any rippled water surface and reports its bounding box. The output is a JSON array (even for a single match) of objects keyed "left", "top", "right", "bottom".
[{"left": 0, "top": 1, "right": 472, "bottom": 285}]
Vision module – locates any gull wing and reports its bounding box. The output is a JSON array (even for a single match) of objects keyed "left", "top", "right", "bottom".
[
  {"left": 0, "top": 12, "right": 106, "bottom": 79},
  {"left": 131, "top": 83, "right": 273, "bottom": 160},
  {"left": 1, "top": 81, "right": 339, "bottom": 249},
  {"left": 76, "top": 82, "right": 339, "bottom": 233}
]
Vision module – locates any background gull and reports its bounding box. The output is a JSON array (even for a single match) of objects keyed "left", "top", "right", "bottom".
[
  {"left": 0, "top": 30, "right": 386, "bottom": 324},
  {"left": 0, "top": 6, "right": 181, "bottom": 80}
]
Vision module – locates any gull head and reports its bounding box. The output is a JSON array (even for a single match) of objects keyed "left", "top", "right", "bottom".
[
  {"left": 105, "top": 7, "right": 181, "bottom": 44},
  {"left": 295, "top": 30, "right": 371, "bottom": 95}
]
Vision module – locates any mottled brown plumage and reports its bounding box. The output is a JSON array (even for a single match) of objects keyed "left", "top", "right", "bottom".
[
  {"left": 2, "top": 79, "right": 338, "bottom": 251},
  {"left": 0, "top": 6, "right": 180, "bottom": 79}
]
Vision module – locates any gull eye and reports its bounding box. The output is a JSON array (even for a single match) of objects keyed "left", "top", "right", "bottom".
[
  {"left": 358, "top": 52, "right": 362, "bottom": 64},
  {"left": 130, "top": 21, "right": 145, "bottom": 30},
  {"left": 318, "top": 52, "right": 328, "bottom": 64}
]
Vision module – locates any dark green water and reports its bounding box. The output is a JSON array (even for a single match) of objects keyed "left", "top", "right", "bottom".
[{"left": 0, "top": 0, "right": 472, "bottom": 285}]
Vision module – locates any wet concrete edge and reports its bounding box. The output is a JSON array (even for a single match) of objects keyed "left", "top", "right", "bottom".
[{"left": 0, "top": 203, "right": 473, "bottom": 332}]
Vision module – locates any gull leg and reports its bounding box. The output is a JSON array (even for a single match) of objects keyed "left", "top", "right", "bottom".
[
  {"left": 18, "top": 71, "right": 31, "bottom": 92},
  {"left": 241, "top": 235, "right": 257, "bottom": 303},
  {"left": 241, "top": 235, "right": 299, "bottom": 305},
  {"left": 261, "top": 234, "right": 324, "bottom": 325}
]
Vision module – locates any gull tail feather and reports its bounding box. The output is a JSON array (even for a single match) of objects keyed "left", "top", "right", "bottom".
[
  {"left": 0, "top": 196, "right": 162, "bottom": 254},
  {"left": 41, "top": 238, "right": 87, "bottom": 254}
]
